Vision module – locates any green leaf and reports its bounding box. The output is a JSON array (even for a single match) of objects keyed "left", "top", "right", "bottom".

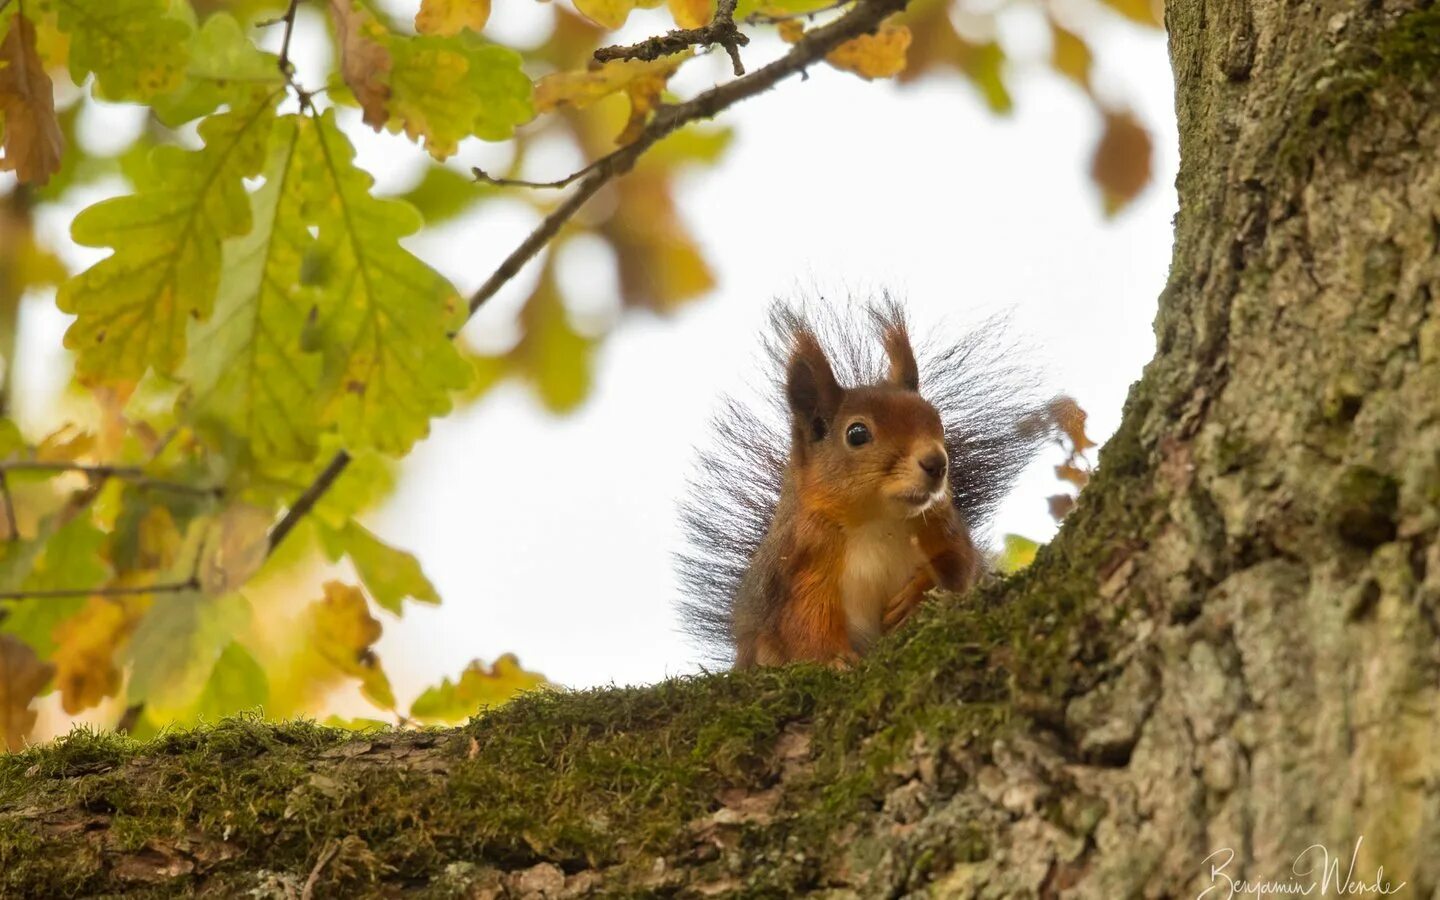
[
  {"left": 187, "top": 116, "right": 323, "bottom": 461},
  {"left": 384, "top": 33, "right": 533, "bottom": 157},
  {"left": 996, "top": 534, "right": 1040, "bottom": 575},
  {"left": 151, "top": 13, "right": 285, "bottom": 126},
  {"left": 52, "top": 0, "right": 191, "bottom": 101},
  {"left": 307, "top": 110, "right": 471, "bottom": 454},
  {"left": 320, "top": 521, "right": 439, "bottom": 615},
  {"left": 409, "top": 654, "right": 545, "bottom": 724},
  {"left": 473, "top": 264, "right": 594, "bottom": 413},
  {"left": 126, "top": 591, "right": 250, "bottom": 717},
  {"left": 191, "top": 641, "right": 268, "bottom": 723},
  {"left": 0, "top": 517, "right": 111, "bottom": 657},
  {"left": 59, "top": 91, "right": 280, "bottom": 381}
]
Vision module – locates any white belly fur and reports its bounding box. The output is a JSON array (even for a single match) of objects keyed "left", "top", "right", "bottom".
[{"left": 840, "top": 520, "right": 924, "bottom": 649}]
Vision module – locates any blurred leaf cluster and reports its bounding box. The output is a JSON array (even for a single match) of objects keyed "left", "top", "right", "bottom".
[{"left": 0, "top": 0, "right": 1155, "bottom": 748}]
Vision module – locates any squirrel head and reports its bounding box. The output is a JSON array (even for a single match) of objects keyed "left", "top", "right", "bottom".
[{"left": 784, "top": 317, "right": 950, "bottom": 523}]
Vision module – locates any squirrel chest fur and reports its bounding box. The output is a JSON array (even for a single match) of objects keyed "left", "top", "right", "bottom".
[
  {"left": 839, "top": 519, "right": 927, "bottom": 648},
  {"left": 676, "top": 299, "right": 1047, "bottom": 671}
]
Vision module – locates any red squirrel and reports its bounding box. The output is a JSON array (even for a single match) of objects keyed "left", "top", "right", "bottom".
[{"left": 677, "top": 299, "right": 1049, "bottom": 669}]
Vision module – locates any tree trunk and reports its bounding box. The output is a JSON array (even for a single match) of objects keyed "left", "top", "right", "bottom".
[{"left": 5, "top": 1, "right": 1440, "bottom": 896}]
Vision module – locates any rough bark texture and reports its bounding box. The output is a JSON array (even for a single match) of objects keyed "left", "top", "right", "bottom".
[{"left": 4, "top": 1, "right": 1440, "bottom": 896}]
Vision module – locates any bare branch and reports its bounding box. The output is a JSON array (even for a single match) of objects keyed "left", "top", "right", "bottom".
[
  {"left": 267, "top": 450, "right": 352, "bottom": 554},
  {"left": 0, "top": 578, "right": 199, "bottom": 602},
  {"left": 595, "top": 0, "right": 749, "bottom": 75},
  {"left": 0, "top": 461, "right": 222, "bottom": 498},
  {"left": 0, "top": 472, "right": 16, "bottom": 542},
  {"left": 266, "top": 0, "right": 912, "bottom": 557}
]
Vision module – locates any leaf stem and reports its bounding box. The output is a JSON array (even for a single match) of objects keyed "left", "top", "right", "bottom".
[
  {"left": 0, "top": 578, "right": 199, "bottom": 602},
  {"left": 0, "top": 461, "right": 222, "bottom": 498}
]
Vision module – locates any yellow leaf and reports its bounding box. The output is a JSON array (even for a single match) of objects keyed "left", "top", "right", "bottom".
[
  {"left": 825, "top": 18, "right": 910, "bottom": 80},
  {"left": 1049, "top": 20, "right": 1092, "bottom": 89},
  {"left": 307, "top": 582, "right": 395, "bottom": 711},
  {"left": 776, "top": 19, "right": 804, "bottom": 44},
  {"left": 199, "top": 504, "right": 273, "bottom": 597},
  {"left": 409, "top": 654, "right": 546, "bottom": 723},
  {"left": 536, "top": 54, "right": 687, "bottom": 146},
  {"left": 1055, "top": 462, "right": 1090, "bottom": 489},
  {"left": 1090, "top": 109, "right": 1152, "bottom": 215},
  {"left": 328, "top": 0, "right": 392, "bottom": 129},
  {"left": 0, "top": 633, "right": 53, "bottom": 751},
  {"left": 416, "top": 0, "right": 492, "bottom": 35},
  {"left": 0, "top": 15, "right": 65, "bottom": 185},
  {"left": 605, "top": 170, "right": 714, "bottom": 310},
  {"left": 1100, "top": 0, "right": 1163, "bottom": 28},
  {"left": 52, "top": 597, "right": 140, "bottom": 715},
  {"left": 35, "top": 424, "right": 95, "bottom": 463},
  {"left": 572, "top": 0, "right": 663, "bottom": 30},
  {"left": 667, "top": 0, "right": 712, "bottom": 29}
]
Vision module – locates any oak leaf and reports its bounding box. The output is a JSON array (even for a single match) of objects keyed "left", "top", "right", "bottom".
[
  {"left": 0, "top": 15, "right": 65, "bottom": 185},
  {"left": 329, "top": 0, "right": 392, "bottom": 129},
  {"left": 415, "top": 0, "right": 492, "bottom": 35},
  {"left": 572, "top": 0, "right": 663, "bottom": 30},
  {"left": 409, "top": 654, "right": 546, "bottom": 724},
  {"left": 305, "top": 582, "right": 395, "bottom": 710},
  {"left": 59, "top": 91, "right": 279, "bottom": 381},
  {"left": 824, "top": 18, "right": 911, "bottom": 80},
  {"left": 54, "top": 0, "right": 190, "bottom": 100},
  {"left": 0, "top": 634, "right": 52, "bottom": 751}
]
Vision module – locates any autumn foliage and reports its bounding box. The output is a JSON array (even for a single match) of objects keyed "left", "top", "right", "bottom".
[{"left": 0, "top": 0, "right": 1155, "bottom": 750}]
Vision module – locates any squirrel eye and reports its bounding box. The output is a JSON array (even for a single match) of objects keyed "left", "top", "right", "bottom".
[{"left": 845, "top": 422, "right": 872, "bottom": 447}]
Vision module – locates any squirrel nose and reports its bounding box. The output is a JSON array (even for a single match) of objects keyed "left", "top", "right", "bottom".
[{"left": 918, "top": 450, "right": 947, "bottom": 481}]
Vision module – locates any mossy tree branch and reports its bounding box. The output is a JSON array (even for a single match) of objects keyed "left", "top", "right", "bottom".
[{"left": 5, "top": 1, "right": 1440, "bottom": 897}]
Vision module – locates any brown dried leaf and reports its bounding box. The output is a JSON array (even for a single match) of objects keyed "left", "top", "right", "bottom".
[
  {"left": 825, "top": 18, "right": 911, "bottom": 80},
  {"left": 1047, "top": 494, "right": 1076, "bottom": 522},
  {"left": 1091, "top": 109, "right": 1152, "bottom": 215},
  {"left": 0, "top": 633, "right": 53, "bottom": 750},
  {"left": 329, "top": 0, "right": 393, "bottom": 129},
  {"left": 0, "top": 15, "right": 64, "bottom": 185},
  {"left": 1055, "top": 462, "right": 1090, "bottom": 489},
  {"left": 1047, "top": 396, "right": 1097, "bottom": 452}
]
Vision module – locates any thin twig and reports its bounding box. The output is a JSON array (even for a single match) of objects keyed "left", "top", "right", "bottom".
[
  {"left": 595, "top": 0, "right": 749, "bottom": 75},
  {"left": 264, "top": 0, "right": 314, "bottom": 111},
  {"left": 267, "top": 451, "right": 351, "bottom": 554},
  {"left": 471, "top": 160, "right": 602, "bottom": 191},
  {"left": 0, "top": 578, "right": 199, "bottom": 601},
  {"left": 745, "top": 0, "right": 853, "bottom": 25},
  {"left": 266, "top": 0, "right": 911, "bottom": 558},
  {"left": 0, "top": 472, "right": 16, "bottom": 542},
  {"left": 0, "top": 461, "right": 222, "bottom": 498}
]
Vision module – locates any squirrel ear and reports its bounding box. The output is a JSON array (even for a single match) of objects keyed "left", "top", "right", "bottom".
[
  {"left": 786, "top": 332, "right": 841, "bottom": 439},
  {"left": 882, "top": 321, "right": 920, "bottom": 392}
]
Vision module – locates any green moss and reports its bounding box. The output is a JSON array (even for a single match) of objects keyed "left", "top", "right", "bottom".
[{"left": 1277, "top": 6, "right": 1440, "bottom": 173}]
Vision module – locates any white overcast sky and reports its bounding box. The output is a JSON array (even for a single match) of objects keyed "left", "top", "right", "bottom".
[{"left": 21, "top": 1, "right": 1178, "bottom": 713}]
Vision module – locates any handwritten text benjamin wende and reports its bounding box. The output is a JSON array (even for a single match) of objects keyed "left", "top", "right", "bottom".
[{"left": 1198, "top": 838, "right": 1407, "bottom": 898}]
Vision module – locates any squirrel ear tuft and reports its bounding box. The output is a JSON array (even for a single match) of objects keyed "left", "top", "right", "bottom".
[
  {"left": 786, "top": 331, "right": 842, "bottom": 436},
  {"left": 881, "top": 321, "right": 920, "bottom": 392}
]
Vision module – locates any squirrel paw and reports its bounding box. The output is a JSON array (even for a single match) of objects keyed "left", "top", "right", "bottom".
[{"left": 827, "top": 649, "right": 861, "bottom": 671}]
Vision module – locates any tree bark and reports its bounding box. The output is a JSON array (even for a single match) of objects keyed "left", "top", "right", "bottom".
[{"left": 5, "top": 1, "right": 1440, "bottom": 896}]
